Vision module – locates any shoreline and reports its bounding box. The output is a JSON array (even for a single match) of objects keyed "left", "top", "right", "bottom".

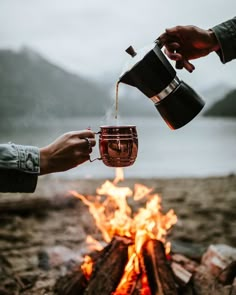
[
  {"left": 37, "top": 173, "right": 236, "bottom": 194},
  {"left": 1, "top": 174, "right": 236, "bottom": 248}
]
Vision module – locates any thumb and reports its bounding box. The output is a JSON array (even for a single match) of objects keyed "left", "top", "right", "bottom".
[
  {"left": 165, "top": 27, "right": 178, "bottom": 34},
  {"left": 155, "top": 32, "right": 167, "bottom": 44}
]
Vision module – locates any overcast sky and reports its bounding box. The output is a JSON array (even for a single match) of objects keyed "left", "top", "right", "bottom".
[{"left": 1, "top": 0, "right": 236, "bottom": 92}]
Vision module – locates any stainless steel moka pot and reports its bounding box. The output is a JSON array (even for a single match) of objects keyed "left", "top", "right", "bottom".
[{"left": 119, "top": 40, "right": 205, "bottom": 129}]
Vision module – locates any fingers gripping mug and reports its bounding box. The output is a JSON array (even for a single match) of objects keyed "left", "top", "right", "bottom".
[{"left": 90, "top": 125, "right": 138, "bottom": 167}]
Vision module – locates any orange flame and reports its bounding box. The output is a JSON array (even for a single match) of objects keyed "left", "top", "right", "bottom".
[
  {"left": 81, "top": 255, "right": 93, "bottom": 280},
  {"left": 70, "top": 168, "right": 177, "bottom": 293}
]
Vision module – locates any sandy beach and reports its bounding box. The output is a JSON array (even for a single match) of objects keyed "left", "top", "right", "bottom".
[{"left": 2, "top": 174, "right": 235, "bottom": 247}]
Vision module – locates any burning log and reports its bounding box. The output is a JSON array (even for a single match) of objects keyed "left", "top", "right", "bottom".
[
  {"left": 129, "top": 275, "right": 143, "bottom": 295},
  {"left": 55, "top": 265, "right": 88, "bottom": 295},
  {"left": 115, "top": 271, "right": 143, "bottom": 295},
  {"left": 55, "top": 236, "right": 132, "bottom": 295},
  {"left": 140, "top": 239, "right": 178, "bottom": 295},
  {"left": 83, "top": 236, "right": 132, "bottom": 295}
]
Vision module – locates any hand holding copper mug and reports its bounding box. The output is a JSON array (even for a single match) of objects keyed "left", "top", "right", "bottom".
[
  {"left": 40, "top": 130, "right": 96, "bottom": 175},
  {"left": 90, "top": 125, "right": 138, "bottom": 167}
]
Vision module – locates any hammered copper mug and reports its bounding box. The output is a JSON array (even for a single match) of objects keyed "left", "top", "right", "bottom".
[{"left": 90, "top": 125, "right": 138, "bottom": 167}]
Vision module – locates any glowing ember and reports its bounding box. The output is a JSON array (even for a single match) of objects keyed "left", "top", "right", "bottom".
[
  {"left": 69, "top": 168, "right": 177, "bottom": 294},
  {"left": 81, "top": 255, "right": 93, "bottom": 280}
]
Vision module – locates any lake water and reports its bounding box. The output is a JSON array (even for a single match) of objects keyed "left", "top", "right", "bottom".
[{"left": 1, "top": 116, "right": 236, "bottom": 179}]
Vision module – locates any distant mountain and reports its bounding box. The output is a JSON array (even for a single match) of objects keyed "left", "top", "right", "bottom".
[
  {"left": 203, "top": 89, "right": 236, "bottom": 117},
  {"left": 0, "top": 47, "right": 111, "bottom": 121},
  {"left": 4, "top": 47, "right": 234, "bottom": 123},
  {"left": 200, "top": 83, "right": 233, "bottom": 110}
]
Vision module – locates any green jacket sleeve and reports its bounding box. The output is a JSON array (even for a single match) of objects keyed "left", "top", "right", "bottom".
[
  {"left": 212, "top": 17, "right": 236, "bottom": 63},
  {"left": 0, "top": 143, "right": 40, "bottom": 193}
]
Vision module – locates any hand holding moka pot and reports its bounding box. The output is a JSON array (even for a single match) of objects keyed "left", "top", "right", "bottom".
[{"left": 119, "top": 39, "right": 205, "bottom": 130}]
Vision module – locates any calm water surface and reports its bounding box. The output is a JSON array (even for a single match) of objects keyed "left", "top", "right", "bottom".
[{"left": 1, "top": 116, "right": 236, "bottom": 179}]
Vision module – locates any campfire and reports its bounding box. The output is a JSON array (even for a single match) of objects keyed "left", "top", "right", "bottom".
[
  {"left": 53, "top": 169, "right": 236, "bottom": 295},
  {"left": 1, "top": 170, "right": 236, "bottom": 294},
  {"left": 55, "top": 168, "right": 180, "bottom": 294}
]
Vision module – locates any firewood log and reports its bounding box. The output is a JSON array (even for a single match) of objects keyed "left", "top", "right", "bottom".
[
  {"left": 130, "top": 275, "right": 143, "bottom": 295},
  {"left": 83, "top": 236, "right": 132, "bottom": 295},
  {"left": 217, "top": 260, "right": 236, "bottom": 285},
  {"left": 54, "top": 238, "right": 126, "bottom": 295},
  {"left": 140, "top": 239, "right": 178, "bottom": 295},
  {"left": 171, "top": 262, "right": 192, "bottom": 285},
  {"left": 115, "top": 271, "right": 142, "bottom": 295},
  {"left": 177, "top": 281, "right": 195, "bottom": 295},
  {"left": 54, "top": 265, "right": 88, "bottom": 295}
]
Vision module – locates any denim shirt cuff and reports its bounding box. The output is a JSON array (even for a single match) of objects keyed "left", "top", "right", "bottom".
[
  {"left": 15, "top": 144, "right": 40, "bottom": 174},
  {"left": 0, "top": 143, "right": 40, "bottom": 192},
  {"left": 212, "top": 18, "right": 236, "bottom": 64},
  {"left": 0, "top": 143, "right": 40, "bottom": 174}
]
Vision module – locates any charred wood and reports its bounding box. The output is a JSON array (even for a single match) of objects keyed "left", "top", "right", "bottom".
[
  {"left": 54, "top": 265, "right": 88, "bottom": 295},
  {"left": 177, "top": 281, "right": 196, "bottom": 295},
  {"left": 140, "top": 239, "right": 178, "bottom": 295},
  {"left": 54, "top": 240, "right": 121, "bottom": 295},
  {"left": 217, "top": 261, "right": 236, "bottom": 285},
  {"left": 83, "top": 236, "right": 132, "bottom": 295},
  {"left": 115, "top": 271, "right": 143, "bottom": 295},
  {"left": 130, "top": 275, "right": 143, "bottom": 295}
]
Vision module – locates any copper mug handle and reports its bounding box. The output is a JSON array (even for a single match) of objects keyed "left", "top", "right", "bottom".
[{"left": 89, "top": 131, "right": 102, "bottom": 162}]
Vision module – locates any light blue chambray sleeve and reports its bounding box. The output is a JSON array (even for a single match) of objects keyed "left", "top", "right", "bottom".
[
  {"left": 0, "top": 143, "right": 40, "bottom": 193},
  {"left": 211, "top": 17, "right": 236, "bottom": 64}
]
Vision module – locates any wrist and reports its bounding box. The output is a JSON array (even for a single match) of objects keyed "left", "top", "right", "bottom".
[
  {"left": 39, "top": 147, "right": 50, "bottom": 175},
  {"left": 208, "top": 29, "right": 220, "bottom": 52}
]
